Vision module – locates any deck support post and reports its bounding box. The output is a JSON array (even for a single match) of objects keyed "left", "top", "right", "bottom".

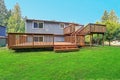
[
  {"left": 92, "top": 34, "right": 93, "bottom": 46},
  {"left": 69, "top": 36, "right": 70, "bottom": 42},
  {"left": 90, "top": 34, "right": 93, "bottom": 47},
  {"left": 75, "top": 34, "right": 77, "bottom": 45},
  {"left": 102, "top": 33, "right": 104, "bottom": 46},
  {"left": 97, "top": 34, "right": 99, "bottom": 46}
]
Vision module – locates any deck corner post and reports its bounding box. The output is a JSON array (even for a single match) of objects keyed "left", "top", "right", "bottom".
[
  {"left": 8, "top": 33, "right": 10, "bottom": 48},
  {"left": 53, "top": 35, "right": 54, "bottom": 46},
  {"left": 75, "top": 34, "right": 77, "bottom": 45},
  {"left": 90, "top": 34, "right": 92, "bottom": 47},
  {"left": 97, "top": 34, "right": 99, "bottom": 46},
  {"left": 32, "top": 34, "right": 34, "bottom": 48},
  {"left": 102, "top": 33, "right": 105, "bottom": 46}
]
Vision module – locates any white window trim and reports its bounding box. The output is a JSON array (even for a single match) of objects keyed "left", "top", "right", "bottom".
[
  {"left": 32, "top": 21, "right": 44, "bottom": 29},
  {"left": 34, "top": 36, "right": 44, "bottom": 42},
  {"left": 60, "top": 23, "right": 65, "bottom": 29}
]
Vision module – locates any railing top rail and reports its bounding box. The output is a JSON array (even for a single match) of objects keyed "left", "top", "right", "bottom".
[
  {"left": 8, "top": 33, "right": 54, "bottom": 35},
  {"left": 64, "top": 24, "right": 82, "bottom": 29},
  {"left": 88, "top": 23, "right": 106, "bottom": 27}
]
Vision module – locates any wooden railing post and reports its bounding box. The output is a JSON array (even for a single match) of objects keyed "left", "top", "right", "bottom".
[
  {"left": 53, "top": 35, "right": 54, "bottom": 46},
  {"left": 75, "top": 34, "right": 77, "bottom": 45},
  {"left": 8, "top": 34, "right": 10, "bottom": 48},
  {"left": 32, "top": 34, "right": 34, "bottom": 48}
]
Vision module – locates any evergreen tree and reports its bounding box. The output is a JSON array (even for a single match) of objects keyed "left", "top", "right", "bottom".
[
  {"left": 4, "top": 10, "right": 12, "bottom": 26},
  {"left": 109, "top": 10, "right": 119, "bottom": 23},
  {"left": 0, "top": 0, "right": 8, "bottom": 26},
  {"left": 101, "top": 10, "right": 109, "bottom": 22},
  {"left": 7, "top": 3, "right": 25, "bottom": 32}
]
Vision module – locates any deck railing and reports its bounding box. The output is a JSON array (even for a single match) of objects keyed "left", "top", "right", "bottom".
[
  {"left": 64, "top": 35, "right": 85, "bottom": 46},
  {"left": 64, "top": 23, "right": 106, "bottom": 46},
  {"left": 8, "top": 33, "right": 54, "bottom": 49},
  {"left": 77, "top": 24, "right": 106, "bottom": 35},
  {"left": 64, "top": 24, "right": 76, "bottom": 34},
  {"left": 90, "top": 24, "right": 106, "bottom": 33}
]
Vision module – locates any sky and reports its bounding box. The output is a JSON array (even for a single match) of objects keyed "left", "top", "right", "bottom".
[{"left": 4, "top": 0, "right": 120, "bottom": 25}]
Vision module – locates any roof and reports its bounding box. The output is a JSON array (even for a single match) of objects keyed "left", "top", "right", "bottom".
[{"left": 26, "top": 19, "right": 80, "bottom": 25}]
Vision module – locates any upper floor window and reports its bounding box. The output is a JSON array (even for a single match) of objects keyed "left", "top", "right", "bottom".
[
  {"left": 33, "top": 22, "right": 44, "bottom": 29},
  {"left": 60, "top": 23, "right": 65, "bottom": 29}
]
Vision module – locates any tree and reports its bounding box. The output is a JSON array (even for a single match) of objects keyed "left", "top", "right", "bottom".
[
  {"left": 104, "top": 21, "right": 119, "bottom": 46},
  {"left": 100, "top": 10, "right": 120, "bottom": 46},
  {"left": 101, "top": 10, "right": 109, "bottom": 22},
  {"left": 109, "top": 10, "right": 119, "bottom": 23},
  {"left": 7, "top": 3, "right": 25, "bottom": 32},
  {"left": 114, "top": 25, "right": 120, "bottom": 40},
  {"left": 0, "top": 0, "right": 8, "bottom": 26},
  {"left": 4, "top": 10, "right": 12, "bottom": 27}
]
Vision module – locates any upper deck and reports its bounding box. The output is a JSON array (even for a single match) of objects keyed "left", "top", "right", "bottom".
[{"left": 64, "top": 23, "right": 106, "bottom": 35}]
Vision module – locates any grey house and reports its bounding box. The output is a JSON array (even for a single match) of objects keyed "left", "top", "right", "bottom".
[
  {"left": 0, "top": 25, "right": 6, "bottom": 47},
  {"left": 8, "top": 19, "right": 106, "bottom": 51},
  {"left": 25, "top": 19, "right": 80, "bottom": 42}
]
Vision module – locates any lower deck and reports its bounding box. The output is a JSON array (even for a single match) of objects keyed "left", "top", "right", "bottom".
[
  {"left": 9, "top": 42, "right": 76, "bottom": 49},
  {"left": 8, "top": 33, "right": 84, "bottom": 50},
  {"left": 8, "top": 32, "right": 104, "bottom": 51}
]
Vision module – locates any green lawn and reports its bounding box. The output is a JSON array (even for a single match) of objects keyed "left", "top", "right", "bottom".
[{"left": 0, "top": 46, "right": 120, "bottom": 80}]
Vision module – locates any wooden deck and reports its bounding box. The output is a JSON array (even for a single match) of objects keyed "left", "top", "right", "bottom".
[
  {"left": 9, "top": 42, "right": 76, "bottom": 49},
  {"left": 9, "top": 41, "right": 79, "bottom": 52},
  {"left": 8, "top": 23, "right": 106, "bottom": 52}
]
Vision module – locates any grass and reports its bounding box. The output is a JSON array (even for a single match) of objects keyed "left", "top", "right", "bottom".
[{"left": 0, "top": 46, "right": 120, "bottom": 80}]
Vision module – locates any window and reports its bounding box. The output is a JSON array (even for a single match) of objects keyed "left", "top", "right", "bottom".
[
  {"left": 39, "top": 23, "right": 43, "bottom": 28},
  {"left": 60, "top": 23, "right": 65, "bottom": 29},
  {"left": 33, "top": 22, "right": 43, "bottom": 29},
  {"left": 34, "top": 36, "right": 43, "bottom": 42},
  {"left": 34, "top": 22, "right": 38, "bottom": 28}
]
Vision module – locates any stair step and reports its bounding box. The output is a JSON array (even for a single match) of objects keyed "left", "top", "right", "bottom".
[
  {"left": 54, "top": 46, "right": 77, "bottom": 49},
  {"left": 54, "top": 44, "right": 79, "bottom": 52},
  {"left": 54, "top": 45, "right": 77, "bottom": 49}
]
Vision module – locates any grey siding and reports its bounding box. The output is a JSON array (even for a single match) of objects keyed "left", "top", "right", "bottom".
[
  {"left": 54, "top": 36, "right": 64, "bottom": 42},
  {"left": 26, "top": 21, "right": 69, "bottom": 34},
  {"left": 27, "top": 36, "right": 33, "bottom": 42},
  {"left": 0, "top": 38, "right": 6, "bottom": 47},
  {"left": 75, "top": 26, "right": 82, "bottom": 31},
  {"left": 0, "top": 26, "right": 6, "bottom": 36},
  {"left": 26, "top": 21, "right": 69, "bottom": 42},
  {"left": 27, "top": 35, "right": 53, "bottom": 42}
]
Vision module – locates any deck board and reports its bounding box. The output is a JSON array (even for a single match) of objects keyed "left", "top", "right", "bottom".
[{"left": 9, "top": 42, "right": 76, "bottom": 49}]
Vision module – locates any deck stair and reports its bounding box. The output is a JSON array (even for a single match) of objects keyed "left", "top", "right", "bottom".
[
  {"left": 54, "top": 44, "right": 79, "bottom": 52},
  {"left": 71, "top": 26, "right": 84, "bottom": 36}
]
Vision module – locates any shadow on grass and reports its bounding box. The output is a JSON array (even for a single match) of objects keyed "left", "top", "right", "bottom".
[{"left": 14, "top": 48, "right": 54, "bottom": 53}]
